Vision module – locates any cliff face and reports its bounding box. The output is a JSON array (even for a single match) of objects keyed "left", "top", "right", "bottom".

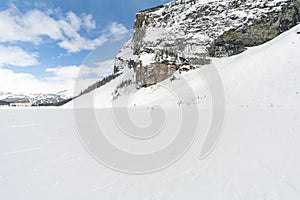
[
  {"left": 114, "top": 0, "right": 300, "bottom": 87},
  {"left": 209, "top": 0, "right": 300, "bottom": 56}
]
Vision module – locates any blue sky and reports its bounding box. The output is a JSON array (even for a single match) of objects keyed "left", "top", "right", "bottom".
[{"left": 0, "top": 0, "right": 172, "bottom": 94}]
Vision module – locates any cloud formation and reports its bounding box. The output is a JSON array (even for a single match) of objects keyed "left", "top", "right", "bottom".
[
  {"left": 0, "top": 6, "right": 126, "bottom": 94},
  {"left": 0, "top": 6, "right": 129, "bottom": 55},
  {"left": 0, "top": 68, "right": 65, "bottom": 94},
  {"left": 0, "top": 45, "right": 39, "bottom": 67},
  {"left": 45, "top": 65, "right": 81, "bottom": 80}
]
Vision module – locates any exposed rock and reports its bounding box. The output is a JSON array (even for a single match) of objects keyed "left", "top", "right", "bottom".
[
  {"left": 135, "top": 61, "right": 178, "bottom": 87},
  {"left": 209, "top": 0, "right": 300, "bottom": 56}
]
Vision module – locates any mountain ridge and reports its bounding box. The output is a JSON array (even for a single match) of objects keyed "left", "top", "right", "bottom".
[{"left": 0, "top": 91, "right": 71, "bottom": 106}]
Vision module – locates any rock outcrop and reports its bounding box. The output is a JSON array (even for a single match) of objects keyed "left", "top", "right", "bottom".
[{"left": 209, "top": 0, "right": 300, "bottom": 56}]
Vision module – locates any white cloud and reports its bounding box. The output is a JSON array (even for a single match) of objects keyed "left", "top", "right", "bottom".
[
  {"left": 45, "top": 61, "right": 114, "bottom": 81},
  {"left": 0, "top": 59, "right": 116, "bottom": 95},
  {"left": 66, "top": 11, "right": 82, "bottom": 31},
  {"left": 107, "top": 22, "right": 130, "bottom": 42},
  {"left": 0, "top": 68, "right": 70, "bottom": 94},
  {"left": 0, "top": 45, "right": 38, "bottom": 67},
  {"left": 57, "top": 34, "right": 108, "bottom": 53},
  {"left": 82, "top": 14, "right": 96, "bottom": 31},
  {"left": 0, "top": 7, "right": 129, "bottom": 53},
  {"left": 0, "top": 8, "right": 63, "bottom": 44},
  {"left": 0, "top": 65, "right": 96, "bottom": 95},
  {"left": 45, "top": 65, "right": 80, "bottom": 80},
  {"left": 108, "top": 22, "right": 128, "bottom": 36}
]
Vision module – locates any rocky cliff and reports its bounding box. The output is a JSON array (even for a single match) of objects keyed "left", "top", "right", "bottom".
[{"left": 114, "top": 0, "right": 300, "bottom": 87}]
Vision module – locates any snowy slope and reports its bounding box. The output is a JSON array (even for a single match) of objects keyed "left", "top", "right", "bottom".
[
  {"left": 218, "top": 23, "right": 300, "bottom": 108},
  {"left": 0, "top": 25, "right": 299, "bottom": 199},
  {"left": 69, "top": 24, "right": 300, "bottom": 109}
]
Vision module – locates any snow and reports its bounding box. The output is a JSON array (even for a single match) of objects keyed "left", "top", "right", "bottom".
[
  {"left": 144, "top": 27, "right": 168, "bottom": 43},
  {"left": 116, "top": 41, "right": 138, "bottom": 61},
  {"left": 139, "top": 52, "right": 156, "bottom": 66},
  {"left": 1, "top": 24, "right": 300, "bottom": 199},
  {"left": 219, "top": 24, "right": 300, "bottom": 108}
]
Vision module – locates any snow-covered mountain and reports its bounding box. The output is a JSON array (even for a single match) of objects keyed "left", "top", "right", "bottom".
[
  {"left": 68, "top": 23, "right": 300, "bottom": 108},
  {"left": 114, "top": 0, "right": 300, "bottom": 87},
  {"left": 0, "top": 91, "right": 71, "bottom": 105},
  {"left": 129, "top": 0, "right": 299, "bottom": 56}
]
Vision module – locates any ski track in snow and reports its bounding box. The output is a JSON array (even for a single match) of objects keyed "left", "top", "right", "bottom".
[
  {"left": 0, "top": 147, "right": 43, "bottom": 157},
  {"left": 8, "top": 124, "right": 40, "bottom": 128}
]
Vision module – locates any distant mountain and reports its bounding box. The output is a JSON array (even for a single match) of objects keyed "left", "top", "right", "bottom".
[
  {"left": 0, "top": 100, "right": 9, "bottom": 106},
  {"left": 0, "top": 91, "right": 72, "bottom": 106}
]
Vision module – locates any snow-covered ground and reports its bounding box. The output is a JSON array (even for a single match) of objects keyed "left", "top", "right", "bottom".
[{"left": 1, "top": 25, "right": 300, "bottom": 199}]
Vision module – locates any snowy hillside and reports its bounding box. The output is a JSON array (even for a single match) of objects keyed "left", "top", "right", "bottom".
[
  {"left": 70, "top": 24, "right": 300, "bottom": 109},
  {"left": 1, "top": 23, "right": 297, "bottom": 199}
]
